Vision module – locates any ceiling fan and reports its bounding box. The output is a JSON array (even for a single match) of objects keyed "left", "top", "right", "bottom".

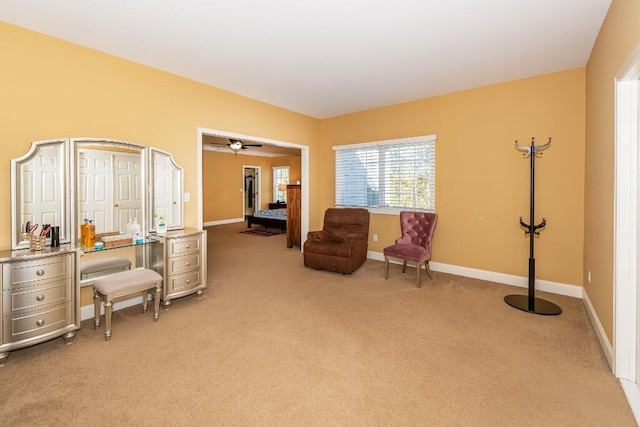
[{"left": 227, "top": 138, "right": 263, "bottom": 152}]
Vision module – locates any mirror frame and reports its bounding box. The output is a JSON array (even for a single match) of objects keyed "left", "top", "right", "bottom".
[
  {"left": 11, "top": 139, "right": 71, "bottom": 250},
  {"left": 149, "top": 147, "right": 184, "bottom": 232},
  {"left": 11, "top": 137, "right": 184, "bottom": 250},
  {"left": 70, "top": 138, "right": 148, "bottom": 245}
]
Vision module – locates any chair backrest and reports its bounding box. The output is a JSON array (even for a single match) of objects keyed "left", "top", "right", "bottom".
[
  {"left": 396, "top": 211, "right": 438, "bottom": 248},
  {"left": 323, "top": 208, "right": 370, "bottom": 240}
]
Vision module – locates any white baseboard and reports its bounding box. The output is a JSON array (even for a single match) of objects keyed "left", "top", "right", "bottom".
[
  {"left": 620, "top": 379, "right": 640, "bottom": 426},
  {"left": 204, "top": 217, "right": 245, "bottom": 227},
  {"left": 81, "top": 294, "right": 145, "bottom": 321},
  {"left": 368, "top": 251, "right": 583, "bottom": 298},
  {"left": 582, "top": 289, "right": 613, "bottom": 369}
]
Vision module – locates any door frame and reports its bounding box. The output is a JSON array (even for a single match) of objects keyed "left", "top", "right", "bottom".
[
  {"left": 197, "top": 127, "right": 309, "bottom": 244},
  {"left": 614, "top": 40, "right": 640, "bottom": 419},
  {"left": 243, "top": 165, "right": 261, "bottom": 216}
]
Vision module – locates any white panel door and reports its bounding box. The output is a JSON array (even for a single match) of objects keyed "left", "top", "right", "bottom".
[
  {"left": 114, "top": 153, "right": 143, "bottom": 234},
  {"left": 20, "top": 145, "right": 63, "bottom": 234},
  {"left": 153, "top": 156, "right": 181, "bottom": 228},
  {"left": 77, "top": 150, "right": 113, "bottom": 234}
]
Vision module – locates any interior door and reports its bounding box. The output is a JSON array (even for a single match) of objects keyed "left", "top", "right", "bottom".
[
  {"left": 152, "top": 151, "right": 182, "bottom": 228},
  {"left": 77, "top": 150, "right": 113, "bottom": 234},
  {"left": 114, "top": 153, "right": 143, "bottom": 233},
  {"left": 243, "top": 166, "right": 260, "bottom": 216},
  {"left": 21, "top": 145, "right": 63, "bottom": 233}
]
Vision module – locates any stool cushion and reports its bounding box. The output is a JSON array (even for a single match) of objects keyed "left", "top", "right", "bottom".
[
  {"left": 81, "top": 256, "right": 131, "bottom": 275},
  {"left": 94, "top": 268, "right": 162, "bottom": 296}
]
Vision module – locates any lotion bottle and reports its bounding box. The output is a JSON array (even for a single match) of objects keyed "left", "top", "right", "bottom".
[
  {"left": 131, "top": 217, "right": 142, "bottom": 243},
  {"left": 157, "top": 216, "right": 167, "bottom": 234}
]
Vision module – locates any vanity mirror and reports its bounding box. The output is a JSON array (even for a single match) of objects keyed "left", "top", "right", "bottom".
[
  {"left": 11, "top": 139, "right": 70, "bottom": 250},
  {"left": 11, "top": 138, "right": 185, "bottom": 250},
  {"left": 149, "top": 148, "right": 184, "bottom": 232},
  {"left": 72, "top": 138, "right": 146, "bottom": 242}
]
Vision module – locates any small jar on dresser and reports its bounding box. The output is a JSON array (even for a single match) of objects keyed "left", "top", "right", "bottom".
[
  {"left": 149, "top": 228, "right": 207, "bottom": 306},
  {"left": 0, "top": 247, "right": 81, "bottom": 366}
]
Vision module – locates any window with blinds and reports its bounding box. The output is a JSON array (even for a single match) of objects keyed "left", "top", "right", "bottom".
[{"left": 333, "top": 135, "right": 436, "bottom": 211}]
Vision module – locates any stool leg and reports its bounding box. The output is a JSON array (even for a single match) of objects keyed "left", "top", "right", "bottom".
[
  {"left": 142, "top": 290, "right": 149, "bottom": 313},
  {"left": 384, "top": 256, "right": 389, "bottom": 280},
  {"left": 104, "top": 301, "right": 113, "bottom": 341},
  {"left": 402, "top": 260, "right": 407, "bottom": 273},
  {"left": 93, "top": 290, "right": 101, "bottom": 329},
  {"left": 153, "top": 285, "right": 161, "bottom": 322}
]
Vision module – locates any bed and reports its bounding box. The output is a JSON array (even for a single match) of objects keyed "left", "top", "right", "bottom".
[{"left": 247, "top": 208, "right": 287, "bottom": 231}]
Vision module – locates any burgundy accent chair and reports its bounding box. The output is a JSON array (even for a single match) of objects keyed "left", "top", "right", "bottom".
[
  {"left": 383, "top": 211, "right": 438, "bottom": 288},
  {"left": 303, "top": 208, "right": 370, "bottom": 274}
]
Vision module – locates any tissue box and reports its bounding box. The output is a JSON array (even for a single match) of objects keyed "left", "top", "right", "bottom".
[{"left": 101, "top": 234, "right": 133, "bottom": 247}]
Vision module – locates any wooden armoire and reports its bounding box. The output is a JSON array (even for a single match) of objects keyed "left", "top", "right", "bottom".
[{"left": 286, "top": 184, "right": 301, "bottom": 248}]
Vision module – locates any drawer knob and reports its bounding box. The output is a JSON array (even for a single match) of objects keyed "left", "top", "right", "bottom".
[
  {"left": 36, "top": 294, "right": 45, "bottom": 301},
  {"left": 36, "top": 269, "right": 45, "bottom": 276},
  {"left": 185, "top": 244, "right": 190, "bottom": 248},
  {"left": 36, "top": 319, "right": 45, "bottom": 327},
  {"left": 185, "top": 279, "right": 190, "bottom": 284},
  {"left": 185, "top": 262, "right": 190, "bottom": 266}
]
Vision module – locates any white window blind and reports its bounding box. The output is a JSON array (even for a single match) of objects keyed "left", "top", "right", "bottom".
[{"left": 334, "top": 135, "right": 436, "bottom": 211}]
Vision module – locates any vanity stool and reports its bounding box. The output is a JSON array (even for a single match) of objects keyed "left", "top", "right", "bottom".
[
  {"left": 93, "top": 268, "right": 163, "bottom": 341},
  {"left": 81, "top": 256, "right": 131, "bottom": 280}
]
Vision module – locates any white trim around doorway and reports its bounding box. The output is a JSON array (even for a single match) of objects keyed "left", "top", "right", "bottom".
[{"left": 197, "top": 127, "right": 309, "bottom": 247}]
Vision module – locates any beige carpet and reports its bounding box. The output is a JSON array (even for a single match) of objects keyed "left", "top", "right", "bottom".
[{"left": 0, "top": 222, "right": 635, "bottom": 426}]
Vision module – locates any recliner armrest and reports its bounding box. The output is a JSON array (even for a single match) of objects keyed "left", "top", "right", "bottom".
[
  {"left": 307, "top": 230, "right": 331, "bottom": 241},
  {"left": 344, "top": 233, "right": 367, "bottom": 242}
]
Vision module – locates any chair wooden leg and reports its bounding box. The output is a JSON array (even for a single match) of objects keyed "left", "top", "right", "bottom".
[
  {"left": 416, "top": 263, "right": 422, "bottom": 288},
  {"left": 384, "top": 256, "right": 390, "bottom": 280},
  {"left": 402, "top": 260, "right": 407, "bottom": 273},
  {"left": 425, "top": 261, "right": 433, "bottom": 279}
]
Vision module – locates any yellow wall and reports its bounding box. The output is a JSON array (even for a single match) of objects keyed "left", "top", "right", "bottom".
[
  {"left": 321, "top": 69, "right": 586, "bottom": 286},
  {"left": 203, "top": 150, "right": 301, "bottom": 221},
  {"left": 2, "top": 21, "right": 597, "bottom": 325},
  {"left": 0, "top": 22, "right": 320, "bottom": 250},
  {"left": 584, "top": 0, "right": 640, "bottom": 343}
]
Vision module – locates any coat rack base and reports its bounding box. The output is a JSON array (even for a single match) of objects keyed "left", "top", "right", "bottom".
[{"left": 504, "top": 294, "right": 562, "bottom": 316}]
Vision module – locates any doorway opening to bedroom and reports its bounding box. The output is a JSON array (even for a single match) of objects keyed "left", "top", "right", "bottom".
[{"left": 243, "top": 166, "right": 260, "bottom": 217}]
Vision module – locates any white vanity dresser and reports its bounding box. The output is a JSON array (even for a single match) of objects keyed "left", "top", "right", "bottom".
[
  {"left": 0, "top": 246, "right": 80, "bottom": 366},
  {"left": 4, "top": 137, "right": 207, "bottom": 364},
  {"left": 150, "top": 228, "right": 207, "bottom": 305}
]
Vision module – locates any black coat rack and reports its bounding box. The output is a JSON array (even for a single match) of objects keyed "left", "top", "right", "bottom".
[{"left": 504, "top": 137, "right": 562, "bottom": 316}]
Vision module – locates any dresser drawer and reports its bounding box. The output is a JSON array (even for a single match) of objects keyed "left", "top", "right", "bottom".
[
  {"left": 166, "top": 236, "right": 201, "bottom": 257},
  {"left": 6, "top": 255, "right": 71, "bottom": 290},
  {"left": 4, "top": 304, "right": 71, "bottom": 343},
  {"left": 168, "top": 254, "right": 201, "bottom": 275},
  {"left": 167, "top": 270, "right": 201, "bottom": 294},
  {"left": 3, "top": 278, "right": 71, "bottom": 315}
]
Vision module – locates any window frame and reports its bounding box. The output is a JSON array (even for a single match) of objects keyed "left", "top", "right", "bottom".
[
  {"left": 272, "top": 166, "right": 290, "bottom": 203},
  {"left": 333, "top": 135, "right": 436, "bottom": 214}
]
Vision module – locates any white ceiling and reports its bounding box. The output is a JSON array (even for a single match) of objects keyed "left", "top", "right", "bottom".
[{"left": 1, "top": 0, "right": 611, "bottom": 119}]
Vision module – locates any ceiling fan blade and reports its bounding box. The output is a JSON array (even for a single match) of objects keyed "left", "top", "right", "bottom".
[{"left": 243, "top": 143, "right": 263, "bottom": 147}]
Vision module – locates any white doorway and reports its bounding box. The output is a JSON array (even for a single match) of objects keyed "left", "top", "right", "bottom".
[
  {"left": 197, "top": 127, "right": 309, "bottom": 243},
  {"left": 243, "top": 166, "right": 260, "bottom": 216},
  {"left": 614, "top": 41, "right": 640, "bottom": 420}
]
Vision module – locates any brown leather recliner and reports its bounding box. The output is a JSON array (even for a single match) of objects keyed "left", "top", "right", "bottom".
[{"left": 303, "top": 208, "right": 370, "bottom": 274}]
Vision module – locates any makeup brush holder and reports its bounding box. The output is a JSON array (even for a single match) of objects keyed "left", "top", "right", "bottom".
[
  {"left": 30, "top": 235, "right": 46, "bottom": 252},
  {"left": 20, "top": 232, "right": 30, "bottom": 242}
]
